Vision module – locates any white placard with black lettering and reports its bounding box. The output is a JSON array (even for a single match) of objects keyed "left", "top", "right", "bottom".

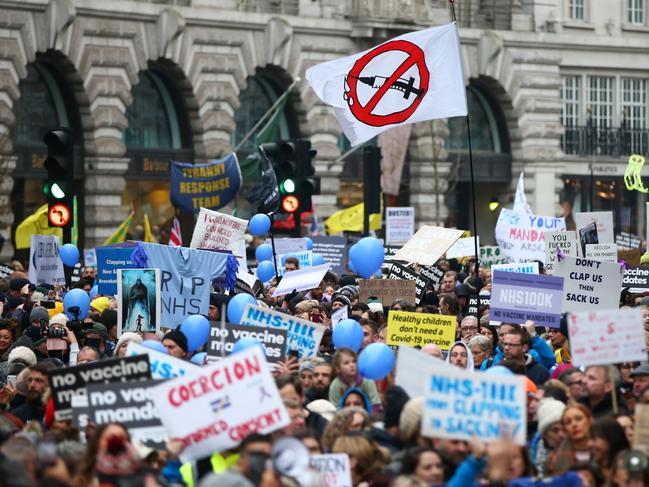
[{"left": 272, "top": 263, "right": 330, "bottom": 297}]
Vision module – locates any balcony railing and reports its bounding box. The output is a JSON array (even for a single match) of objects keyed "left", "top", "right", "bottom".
[{"left": 561, "top": 126, "right": 649, "bottom": 157}]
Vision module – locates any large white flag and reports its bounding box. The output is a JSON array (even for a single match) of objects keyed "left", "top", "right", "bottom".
[
  {"left": 306, "top": 22, "right": 467, "bottom": 147},
  {"left": 513, "top": 172, "right": 533, "bottom": 214}
]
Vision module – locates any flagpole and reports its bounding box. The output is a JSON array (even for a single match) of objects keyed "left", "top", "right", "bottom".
[
  {"left": 234, "top": 78, "right": 301, "bottom": 153},
  {"left": 449, "top": 1, "right": 481, "bottom": 304}
]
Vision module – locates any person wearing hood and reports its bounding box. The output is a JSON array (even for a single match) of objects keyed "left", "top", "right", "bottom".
[
  {"left": 446, "top": 341, "right": 474, "bottom": 370},
  {"left": 340, "top": 387, "right": 372, "bottom": 413}
]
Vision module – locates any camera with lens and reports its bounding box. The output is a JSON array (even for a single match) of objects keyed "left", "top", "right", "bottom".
[
  {"left": 46, "top": 326, "right": 67, "bottom": 339},
  {"left": 66, "top": 306, "right": 92, "bottom": 342}
]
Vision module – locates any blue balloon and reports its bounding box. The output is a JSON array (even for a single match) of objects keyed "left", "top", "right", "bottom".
[
  {"left": 191, "top": 352, "right": 207, "bottom": 365},
  {"left": 257, "top": 260, "right": 275, "bottom": 283},
  {"left": 358, "top": 343, "right": 395, "bottom": 380},
  {"left": 312, "top": 253, "right": 325, "bottom": 266},
  {"left": 351, "top": 237, "right": 384, "bottom": 278},
  {"left": 485, "top": 366, "right": 514, "bottom": 376},
  {"left": 181, "top": 314, "right": 211, "bottom": 352},
  {"left": 227, "top": 293, "right": 257, "bottom": 324},
  {"left": 232, "top": 336, "right": 265, "bottom": 355},
  {"left": 63, "top": 288, "right": 90, "bottom": 320},
  {"left": 249, "top": 213, "right": 271, "bottom": 236},
  {"left": 142, "top": 339, "right": 167, "bottom": 354},
  {"left": 60, "top": 244, "right": 80, "bottom": 267},
  {"left": 332, "top": 319, "right": 364, "bottom": 352},
  {"left": 255, "top": 244, "right": 273, "bottom": 262},
  {"left": 304, "top": 237, "right": 313, "bottom": 251},
  {"left": 89, "top": 285, "right": 99, "bottom": 300}
]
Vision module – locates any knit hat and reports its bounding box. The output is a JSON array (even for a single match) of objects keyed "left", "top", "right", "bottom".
[
  {"left": 90, "top": 322, "right": 108, "bottom": 339},
  {"left": 559, "top": 315, "right": 569, "bottom": 339},
  {"left": 525, "top": 377, "right": 538, "bottom": 395},
  {"left": 29, "top": 306, "right": 50, "bottom": 324},
  {"left": 537, "top": 398, "right": 566, "bottom": 435},
  {"left": 8, "top": 346, "right": 37, "bottom": 367},
  {"left": 99, "top": 309, "right": 117, "bottom": 330},
  {"left": 95, "top": 435, "right": 141, "bottom": 477},
  {"left": 198, "top": 471, "right": 254, "bottom": 487},
  {"left": 298, "top": 360, "right": 316, "bottom": 374},
  {"left": 24, "top": 326, "right": 46, "bottom": 347},
  {"left": 49, "top": 313, "right": 69, "bottom": 327},
  {"left": 331, "top": 294, "right": 351, "bottom": 307},
  {"left": 90, "top": 297, "right": 111, "bottom": 314},
  {"left": 399, "top": 397, "right": 424, "bottom": 444},
  {"left": 163, "top": 329, "right": 188, "bottom": 352},
  {"left": 384, "top": 386, "right": 410, "bottom": 429},
  {"left": 339, "top": 276, "right": 358, "bottom": 287},
  {"left": 115, "top": 332, "right": 143, "bottom": 354},
  {"left": 9, "top": 278, "right": 30, "bottom": 292},
  {"left": 48, "top": 302, "right": 64, "bottom": 319},
  {"left": 305, "top": 399, "right": 337, "bottom": 422}
]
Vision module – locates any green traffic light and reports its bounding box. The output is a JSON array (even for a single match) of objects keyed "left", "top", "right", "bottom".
[
  {"left": 43, "top": 182, "right": 66, "bottom": 199},
  {"left": 280, "top": 178, "right": 296, "bottom": 194}
]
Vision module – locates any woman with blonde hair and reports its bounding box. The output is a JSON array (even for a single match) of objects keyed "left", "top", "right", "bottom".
[
  {"left": 332, "top": 433, "right": 390, "bottom": 486},
  {"left": 321, "top": 407, "right": 370, "bottom": 452},
  {"left": 545, "top": 403, "right": 593, "bottom": 475}
]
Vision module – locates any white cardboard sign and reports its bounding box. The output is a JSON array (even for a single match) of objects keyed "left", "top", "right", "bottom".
[
  {"left": 126, "top": 342, "right": 199, "bottom": 380},
  {"left": 391, "top": 225, "right": 464, "bottom": 266},
  {"left": 544, "top": 231, "right": 578, "bottom": 274},
  {"left": 585, "top": 243, "right": 618, "bottom": 262},
  {"left": 190, "top": 208, "right": 248, "bottom": 253},
  {"left": 385, "top": 207, "right": 415, "bottom": 245},
  {"left": 553, "top": 255, "right": 623, "bottom": 312},
  {"left": 575, "top": 211, "right": 614, "bottom": 244},
  {"left": 495, "top": 209, "right": 566, "bottom": 263},
  {"left": 151, "top": 347, "right": 289, "bottom": 463},
  {"left": 310, "top": 454, "right": 353, "bottom": 487},
  {"left": 395, "top": 346, "right": 450, "bottom": 399},
  {"left": 272, "top": 263, "right": 330, "bottom": 297},
  {"left": 568, "top": 308, "right": 647, "bottom": 366},
  {"left": 491, "top": 262, "right": 539, "bottom": 274},
  {"left": 29, "top": 235, "right": 65, "bottom": 285},
  {"left": 446, "top": 236, "right": 480, "bottom": 259},
  {"left": 422, "top": 365, "right": 527, "bottom": 445}
]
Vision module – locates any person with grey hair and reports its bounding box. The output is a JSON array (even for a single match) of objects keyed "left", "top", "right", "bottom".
[
  {"left": 468, "top": 334, "right": 492, "bottom": 370},
  {"left": 460, "top": 315, "right": 479, "bottom": 344}
]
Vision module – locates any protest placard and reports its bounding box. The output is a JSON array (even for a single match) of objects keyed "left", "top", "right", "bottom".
[
  {"left": 387, "top": 262, "right": 428, "bottom": 304},
  {"left": 419, "top": 265, "right": 444, "bottom": 291},
  {"left": 240, "top": 304, "right": 325, "bottom": 358},
  {"left": 272, "top": 263, "right": 330, "bottom": 297},
  {"left": 70, "top": 263, "right": 82, "bottom": 285},
  {"left": 28, "top": 235, "right": 65, "bottom": 286},
  {"left": 48, "top": 355, "right": 151, "bottom": 420},
  {"left": 618, "top": 248, "right": 642, "bottom": 267},
  {"left": 310, "top": 454, "right": 353, "bottom": 487},
  {"left": 96, "top": 244, "right": 136, "bottom": 295},
  {"left": 311, "top": 236, "right": 347, "bottom": 275},
  {"left": 387, "top": 311, "right": 456, "bottom": 350},
  {"left": 623, "top": 266, "right": 649, "bottom": 290},
  {"left": 267, "top": 237, "right": 307, "bottom": 255},
  {"left": 151, "top": 347, "right": 289, "bottom": 462},
  {"left": 490, "top": 271, "right": 564, "bottom": 327},
  {"left": 495, "top": 209, "right": 566, "bottom": 263},
  {"left": 359, "top": 278, "right": 417, "bottom": 306},
  {"left": 467, "top": 294, "right": 490, "bottom": 316},
  {"left": 554, "top": 255, "right": 623, "bottom": 312},
  {"left": 544, "top": 231, "right": 577, "bottom": 274},
  {"left": 480, "top": 246, "right": 507, "bottom": 267},
  {"left": 206, "top": 322, "right": 287, "bottom": 363},
  {"left": 126, "top": 342, "right": 199, "bottom": 380},
  {"left": 585, "top": 243, "right": 618, "bottom": 262},
  {"left": 385, "top": 207, "right": 414, "bottom": 245},
  {"left": 575, "top": 211, "right": 614, "bottom": 244},
  {"left": 331, "top": 306, "right": 348, "bottom": 329},
  {"left": 72, "top": 380, "right": 165, "bottom": 447},
  {"left": 84, "top": 248, "right": 97, "bottom": 267},
  {"left": 190, "top": 208, "right": 247, "bottom": 253},
  {"left": 275, "top": 250, "right": 313, "bottom": 277},
  {"left": 117, "top": 269, "right": 161, "bottom": 337},
  {"left": 422, "top": 366, "right": 527, "bottom": 445},
  {"left": 567, "top": 308, "right": 647, "bottom": 366},
  {"left": 395, "top": 346, "right": 451, "bottom": 399},
  {"left": 391, "top": 225, "right": 464, "bottom": 266},
  {"left": 578, "top": 222, "right": 599, "bottom": 256},
  {"left": 633, "top": 404, "right": 649, "bottom": 456},
  {"left": 616, "top": 232, "right": 642, "bottom": 250},
  {"left": 0, "top": 264, "right": 12, "bottom": 279},
  {"left": 491, "top": 262, "right": 539, "bottom": 274},
  {"left": 235, "top": 271, "right": 263, "bottom": 297},
  {"left": 446, "top": 237, "right": 480, "bottom": 259}
]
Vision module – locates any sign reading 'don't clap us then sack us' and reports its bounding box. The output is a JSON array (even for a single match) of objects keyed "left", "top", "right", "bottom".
[{"left": 170, "top": 153, "right": 242, "bottom": 213}]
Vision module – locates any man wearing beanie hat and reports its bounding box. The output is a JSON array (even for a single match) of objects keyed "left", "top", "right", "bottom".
[
  {"left": 29, "top": 306, "right": 50, "bottom": 327},
  {"left": 331, "top": 293, "right": 351, "bottom": 310},
  {"left": 162, "top": 329, "right": 188, "bottom": 359},
  {"left": 90, "top": 296, "right": 111, "bottom": 315}
]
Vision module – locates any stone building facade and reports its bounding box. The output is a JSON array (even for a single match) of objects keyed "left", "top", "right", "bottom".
[{"left": 0, "top": 0, "right": 648, "bottom": 259}]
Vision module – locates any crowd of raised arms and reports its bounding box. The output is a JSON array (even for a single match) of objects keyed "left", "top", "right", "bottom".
[{"left": 0, "top": 253, "right": 647, "bottom": 487}]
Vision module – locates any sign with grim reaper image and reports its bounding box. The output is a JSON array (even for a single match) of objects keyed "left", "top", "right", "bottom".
[{"left": 117, "top": 269, "right": 161, "bottom": 336}]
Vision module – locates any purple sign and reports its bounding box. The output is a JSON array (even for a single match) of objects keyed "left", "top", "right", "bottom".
[{"left": 490, "top": 270, "right": 564, "bottom": 328}]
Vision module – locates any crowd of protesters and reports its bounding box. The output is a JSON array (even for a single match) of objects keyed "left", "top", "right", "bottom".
[{"left": 0, "top": 252, "right": 648, "bottom": 487}]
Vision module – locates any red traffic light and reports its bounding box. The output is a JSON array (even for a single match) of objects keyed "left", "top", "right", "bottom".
[
  {"left": 48, "top": 203, "right": 71, "bottom": 227},
  {"left": 281, "top": 195, "right": 300, "bottom": 213}
]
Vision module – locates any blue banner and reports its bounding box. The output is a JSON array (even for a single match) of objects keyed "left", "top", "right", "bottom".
[
  {"left": 96, "top": 244, "right": 137, "bottom": 295},
  {"left": 170, "top": 154, "right": 242, "bottom": 213}
]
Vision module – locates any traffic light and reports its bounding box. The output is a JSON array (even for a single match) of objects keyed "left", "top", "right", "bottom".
[{"left": 43, "top": 128, "right": 74, "bottom": 228}]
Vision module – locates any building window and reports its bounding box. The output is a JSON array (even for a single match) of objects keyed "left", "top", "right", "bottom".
[
  {"left": 621, "top": 78, "right": 647, "bottom": 128},
  {"left": 447, "top": 87, "right": 501, "bottom": 152},
  {"left": 569, "top": 0, "right": 585, "bottom": 20},
  {"left": 628, "top": 0, "right": 645, "bottom": 24},
  {"left": 561, "top": 76, "right": 581, "bottom": 127},
  {"left": 587, "top": 76, "right": 614, "bottom": 127}
]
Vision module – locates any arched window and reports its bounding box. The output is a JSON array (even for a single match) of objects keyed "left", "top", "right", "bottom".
[
  {"left": 447, "top": 86, "right": 502, "bottom": 153},
  {"left": 232, "top": 75, "right": 289, "bottom": 155},
  {"left": 124, "top": 71, "right": 183, "bottom": 149},
  {"left": 13, "top": 64, "right": 68, "bottom": 148}
]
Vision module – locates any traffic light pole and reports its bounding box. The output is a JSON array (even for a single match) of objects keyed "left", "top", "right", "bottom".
[{"left": 363, "top": 146, "right": 381, "bottom": 237}]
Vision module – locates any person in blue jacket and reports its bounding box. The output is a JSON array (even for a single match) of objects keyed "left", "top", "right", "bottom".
[{"left": 487, "top": 322, "right": 555, "bottom": 370}]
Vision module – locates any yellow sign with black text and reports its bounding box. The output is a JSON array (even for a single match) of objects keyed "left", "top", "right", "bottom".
[{"left": 387, "top": 311, "right": 456, "bottom": 350}]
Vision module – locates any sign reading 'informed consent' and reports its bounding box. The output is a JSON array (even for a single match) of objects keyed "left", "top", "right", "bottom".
[{"left": 387, "top": 311, "right": 456, "bottom": 350}]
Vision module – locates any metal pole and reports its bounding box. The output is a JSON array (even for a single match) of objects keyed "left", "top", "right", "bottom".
[{"left": 269, "top": 214, "right": 280, "bottom": 281}]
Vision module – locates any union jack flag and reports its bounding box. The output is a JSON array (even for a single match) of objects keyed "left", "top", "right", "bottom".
[{"left": 169, "top": 217, "right": 182, "bottom": 247}]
